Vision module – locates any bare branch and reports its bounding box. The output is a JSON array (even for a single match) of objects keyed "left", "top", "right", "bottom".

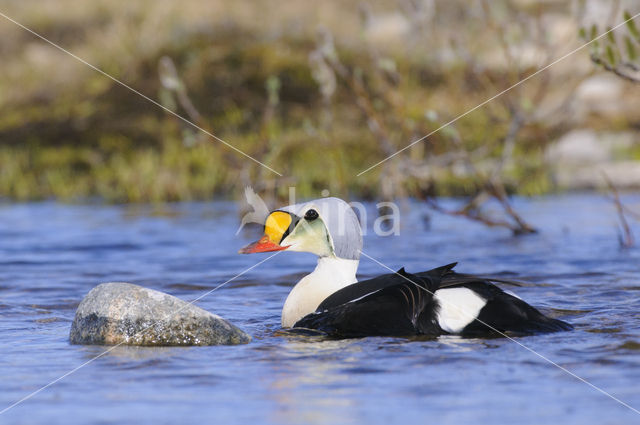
[
  {"left": 591, "top": 54, "right": 640, "bottom": 83},
  {"left": 603, "top": 172, "right": 634, "bottom": 248}
]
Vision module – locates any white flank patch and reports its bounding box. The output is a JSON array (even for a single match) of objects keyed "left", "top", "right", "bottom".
[{"left": 434, "top": 288, "right": 487, "bottom": 333}]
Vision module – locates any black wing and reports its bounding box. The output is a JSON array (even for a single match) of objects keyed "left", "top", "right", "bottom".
[
  {"left": 294, "top": 268, "right": 441, "bottom": 338},
  {"left": 317, "top": 263, "right": 456, "bottom": 311},
  {"left": 298, "top": 263, "right": 571, "bottom": 337},
  {"left": 417, "top": 264, "right": 524, "bottom": 289}
]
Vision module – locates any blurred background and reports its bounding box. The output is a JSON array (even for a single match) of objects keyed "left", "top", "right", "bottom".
[{"left": 0, "top": 0, "right": 639, "bottom": 204}]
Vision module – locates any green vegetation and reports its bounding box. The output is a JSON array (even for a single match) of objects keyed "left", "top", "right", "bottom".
[
  {"left": 581, "top": 10, "right": 640, "bottom": 84},
  {"left": 0, "top": 1, "right": 638, "bottom": 203}
]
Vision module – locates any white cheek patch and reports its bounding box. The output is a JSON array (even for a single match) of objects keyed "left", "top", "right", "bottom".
[{"left": 434, "top": 288, "right": 488, "bottom": 334}]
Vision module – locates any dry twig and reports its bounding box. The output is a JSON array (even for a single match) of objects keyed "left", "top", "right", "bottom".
[{"left": 603, "top": 173, "right": 635, "bottom": 248}]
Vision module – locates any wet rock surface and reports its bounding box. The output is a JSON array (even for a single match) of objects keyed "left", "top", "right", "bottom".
[{"left": 70, "top": 282, "right": 251, "bottom": 346}]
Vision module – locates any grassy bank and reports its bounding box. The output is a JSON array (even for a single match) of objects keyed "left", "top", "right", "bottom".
[{"left": 1, "top": 0, "right": 639, "bottom": 202}]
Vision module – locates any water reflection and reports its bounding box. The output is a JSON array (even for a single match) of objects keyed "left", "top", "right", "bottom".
[
  {"left": 262, "top": 338, "right": 360, "bottom": 425},
  {"left": 80, "top": 345, "right": 186, "bottom": 362}
]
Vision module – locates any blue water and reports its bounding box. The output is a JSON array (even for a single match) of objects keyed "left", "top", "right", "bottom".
[{"left": 1, "top": 195, "right": 640, "bottom": 425}]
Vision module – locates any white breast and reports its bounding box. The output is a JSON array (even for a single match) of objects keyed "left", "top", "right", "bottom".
[
  {"left": 433, "top": 288, "right": 487, "bottom": 333},
  {"left": 281, "top": 257, "right": 359, "bottom": 328}
]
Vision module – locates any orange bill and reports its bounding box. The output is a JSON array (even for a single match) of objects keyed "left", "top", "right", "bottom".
[
  {"left": 238, "top": 211, "right": 293, "bottom": 254},
  {"left": 238, "top": 235, "right": 289, "bottom": 253}
]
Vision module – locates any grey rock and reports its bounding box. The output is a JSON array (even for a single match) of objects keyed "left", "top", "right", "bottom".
[
  {"left": 574, "top": 74, "right": 640, "bottom": 119},
  {"left": 546, "top": 129, "right": 610, "bottom": 164},
  {"left": 552, "top": 161, "right": 640, "bottom": 190},
  {"left": 546, "top": 130, "right": 640, "bottom": 190},
  {"left": 547, "top": 130, "right": 635, "bottom": 164},
  {"left": 70, "top": 282, "right": 251, "bottom": 346}
]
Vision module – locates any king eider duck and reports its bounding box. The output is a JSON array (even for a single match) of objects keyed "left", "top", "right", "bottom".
[{"left": 239, "top": 197, "right": 571, "bottom": 338}]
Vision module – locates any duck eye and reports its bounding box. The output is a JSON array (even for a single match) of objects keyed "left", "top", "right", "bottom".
[{"left": 304, "top": 209, "right": 319, "bottom": 221}]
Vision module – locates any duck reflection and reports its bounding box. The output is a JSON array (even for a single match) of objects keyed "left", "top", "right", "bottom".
[{"left": 264, "top": 335, "right": 361, "bottom": 425}]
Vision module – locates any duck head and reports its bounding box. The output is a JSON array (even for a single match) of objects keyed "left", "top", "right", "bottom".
[{"left": 239, "top": 197, "right": 362, "bottom": 260}]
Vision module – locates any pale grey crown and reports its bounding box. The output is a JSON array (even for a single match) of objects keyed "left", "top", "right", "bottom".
[{"left": 280, "top": 197, "right": 363, "bottom": 260}]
